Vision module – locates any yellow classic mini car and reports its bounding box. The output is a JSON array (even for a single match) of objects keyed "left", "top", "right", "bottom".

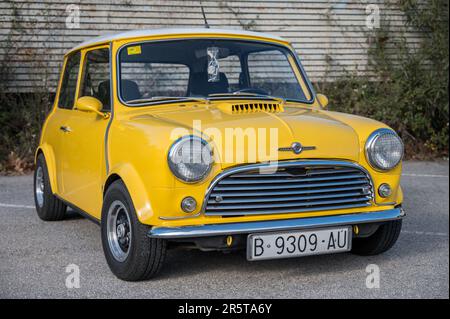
[{"left": 35, "top": 28, "right": 405, "bottom": 281}]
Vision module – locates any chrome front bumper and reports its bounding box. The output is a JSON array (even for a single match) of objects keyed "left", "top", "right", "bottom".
[{"left": 148, "top": 208, "right": 405, "bottom": 239}]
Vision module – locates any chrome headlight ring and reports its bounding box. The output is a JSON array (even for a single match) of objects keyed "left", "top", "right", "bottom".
[
  {"left": 365, "top": 128, "right": 404, "bottom": 171},
  {"left": 168, "top": 135, "right": 213, "bottom": 183}
]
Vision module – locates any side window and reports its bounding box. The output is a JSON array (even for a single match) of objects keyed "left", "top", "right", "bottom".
[
  {"left": 58, "top": 52, "right": 81, "bottom": 109},
  {"left": 79, "top": 48, "right": 110, "bottom": 110}
]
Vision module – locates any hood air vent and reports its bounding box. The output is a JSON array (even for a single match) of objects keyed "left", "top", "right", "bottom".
[{"left": 231, "top": 102, "right": 284, "bottom": 114}]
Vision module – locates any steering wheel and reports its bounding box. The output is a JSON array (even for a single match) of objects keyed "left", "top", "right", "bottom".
[{"left": 233, "top": 88, "right": 270, "bottom": 96}]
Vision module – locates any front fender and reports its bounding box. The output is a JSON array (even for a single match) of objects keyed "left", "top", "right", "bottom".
[
  {"left": 35, "top": 144, "right": 58, "bottom": 194},
  {"left": 106, "top": 162, "right": 155, "bottom": 224},
  {"left": 397, "top": 185, "right": 404, "bottom": 204}
]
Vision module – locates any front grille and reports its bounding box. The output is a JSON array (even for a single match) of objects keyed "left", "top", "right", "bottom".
[{"left": 204, "top": 162, "right": 373, "bottom": 216}]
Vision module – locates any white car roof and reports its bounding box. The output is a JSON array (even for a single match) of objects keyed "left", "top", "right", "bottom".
[{"left": 68, "top": 28, "right": 288, "bottom": 54}]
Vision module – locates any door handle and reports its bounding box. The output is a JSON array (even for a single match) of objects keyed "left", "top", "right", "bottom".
[{"left": 60, "top": 126, "right": 72, "bottom": 133}]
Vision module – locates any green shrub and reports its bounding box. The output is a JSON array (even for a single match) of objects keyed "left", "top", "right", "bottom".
[
  {"left": 0, "top": 93, "right": 52, "bottom": 173},
  {"left": 318, "top": 0, "right": 449, "bottom": 158}
]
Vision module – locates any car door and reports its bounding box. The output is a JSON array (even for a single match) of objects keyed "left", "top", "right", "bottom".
[
  {"left": 48, "top": 51, "right": 82, "bottom": 193},
  {"left": 59, "top": 46, "right": 111, "bottom": 218}
]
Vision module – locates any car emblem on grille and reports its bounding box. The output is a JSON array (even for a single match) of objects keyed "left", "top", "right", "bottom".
[{"left": 278, "top": 142, "right": 316, "bottom": 154}]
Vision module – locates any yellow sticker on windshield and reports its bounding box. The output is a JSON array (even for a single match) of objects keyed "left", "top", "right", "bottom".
[{"left": 127, "top": 45, "right": 141, "bottom": 55}]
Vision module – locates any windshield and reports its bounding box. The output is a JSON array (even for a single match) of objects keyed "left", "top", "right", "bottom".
[{"left": 118, "top": 39, "right": 312, "bottom": 105}]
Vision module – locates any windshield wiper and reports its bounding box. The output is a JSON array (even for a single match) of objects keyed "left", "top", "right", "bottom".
[
  {"left": 209, "top": 92, "right": 261, "bottom": 97},
  {"left": 126, "top": 96, "right": 209, "bottom": 104}
]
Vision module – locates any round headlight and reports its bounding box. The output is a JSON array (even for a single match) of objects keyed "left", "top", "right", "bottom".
[
  {"left": 168, "top": 136, "right": 213, "bottom": 183},
  {"left": 365, "top": 129, "right": 404, "bottom": 171}
]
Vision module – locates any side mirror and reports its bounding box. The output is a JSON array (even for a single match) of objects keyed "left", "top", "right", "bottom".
[
  {"left": 75, "top": 96, "right": 109, "bottom": 119},
  {"left": 316, "top": 93, "right": 329, "bottom": 108}
]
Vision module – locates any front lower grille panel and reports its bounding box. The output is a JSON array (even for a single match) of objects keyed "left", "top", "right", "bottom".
[{"left": 204, "top": 164, "right": 373, "bottom": 216}]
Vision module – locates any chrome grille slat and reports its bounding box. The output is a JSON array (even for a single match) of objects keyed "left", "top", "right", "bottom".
[
  {"left": 213, "top": 179, "right": 369, "bottom": 191},
  {"left": 231, "top": 168, "right": 357, "bottom": 178},
  {"left": 218, "top": 173, "right": 366, "bottom": 185},
  {"left": 207, "top": 196, "right": 371, "bottom": 210},
  {"left": 208, "top": 191, "right": 371, "bottom": 204},
  {"left": 210, "top": 185, "right": 370, "bottom": 197},
  {"left": 205, "top": 203, "right": 372, "bottom": 216},
  {"left": 204, "top": 162, "right": 374, "bottom": 216}
]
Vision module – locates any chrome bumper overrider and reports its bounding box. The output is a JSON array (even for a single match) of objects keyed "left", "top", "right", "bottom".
[{"left": 148, "top": 208, "right": 405, "bottom": 239}]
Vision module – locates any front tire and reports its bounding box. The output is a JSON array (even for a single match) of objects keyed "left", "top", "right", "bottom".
[
  {"left": 101, "top": 180, "right": 166, "bottom": 281},
  {"left": 34, "top": 154, "right": 67, "bottom": 221},
  {"left": 351, "top": 220, "right": 402, "bottom": 256}
]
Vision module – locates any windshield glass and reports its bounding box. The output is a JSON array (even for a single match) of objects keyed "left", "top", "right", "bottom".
[{"left": 118, "top": 39, "right": 311, "bottom": 105}]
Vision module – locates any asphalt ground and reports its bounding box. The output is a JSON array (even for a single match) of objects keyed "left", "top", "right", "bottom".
[{"left": 0, "top": 161, "right": 448, "bottom": 299}]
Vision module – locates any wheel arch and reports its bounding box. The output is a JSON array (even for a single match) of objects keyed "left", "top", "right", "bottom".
[
  {"left": 103, "top": 173, "right": 122, "bottom": 197},
  {"left": 104, "top": 163, "right": 155, "bottom": 225},
  {"left": 35, "top": 144, "right": 58, "bottom": 194}
]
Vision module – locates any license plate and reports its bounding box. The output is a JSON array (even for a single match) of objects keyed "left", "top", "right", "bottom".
[{"left": 247, "top": 226, "right": 352, "bottom": 261}]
